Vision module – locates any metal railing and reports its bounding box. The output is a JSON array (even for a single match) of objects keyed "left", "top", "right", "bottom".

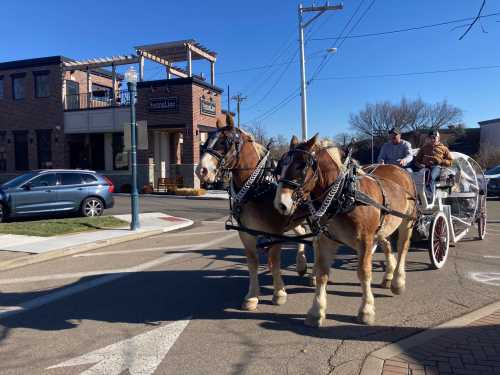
[{"left": 64, "top": 90, "right": 132, "bottom": 111}]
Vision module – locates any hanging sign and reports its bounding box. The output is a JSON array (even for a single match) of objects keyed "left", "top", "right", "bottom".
[{"left": 200, "top": 98, "right": 216, "bottom": 116}]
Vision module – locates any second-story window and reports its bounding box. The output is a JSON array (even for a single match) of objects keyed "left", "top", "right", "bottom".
[
  {"left": 0, "top": 76, "right": 4, "bottom": 99},
  {"left": 12, "top": 74, "right": 25, "bottom": 100},
  {"left": 34, "top": 71, "right": 50, "bottom": 98}
]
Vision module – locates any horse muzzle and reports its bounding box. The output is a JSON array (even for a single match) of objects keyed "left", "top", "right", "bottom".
[{"left": 274, "top": 184, "right": 295, "bottom": 216}]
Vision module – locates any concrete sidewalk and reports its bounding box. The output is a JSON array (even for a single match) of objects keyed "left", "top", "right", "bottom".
[
  {"left": 0, "top": 212, "right": 193, "bottom": 271},
  {"left": 360, "top": 301, "right": 500, "bottom": 375}
]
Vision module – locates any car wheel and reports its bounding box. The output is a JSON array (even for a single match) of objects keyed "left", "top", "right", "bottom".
[{"left": 81, "top": 197, "right": 104, "bottom": 217}]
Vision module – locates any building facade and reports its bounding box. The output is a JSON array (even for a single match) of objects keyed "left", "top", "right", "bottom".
[{"left": 0, "top": 40, "right": 224, "bottom": 190}]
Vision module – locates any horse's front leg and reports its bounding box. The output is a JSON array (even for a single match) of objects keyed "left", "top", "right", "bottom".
[
  {"left": 305, "top": 234, "right": 336, "bottom": 327},
  {"left": 292, "top": 225, "right": 308, "bottom": 277},
  {"left": 240, "top": 234, "right": 260, "bottom": 311},
  {"left": 268, "top": 244, "right": 287, "bottom": 305},
  {"left": 391, "top": 219, "right": 414, "bottom": 295},
  {"left": 357, "top": 238, "right": 376, "bottom": 325}
]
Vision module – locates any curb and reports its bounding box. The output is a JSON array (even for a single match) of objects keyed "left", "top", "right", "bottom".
[
  {"left": 359, "top": 299, "right": 500, "bottom": 375},
  {"left": 113, "top": 193, "right": 228, "bottom": 201},
  {"left": 0, "top": 219, "right": 193, "bottom": 272}
]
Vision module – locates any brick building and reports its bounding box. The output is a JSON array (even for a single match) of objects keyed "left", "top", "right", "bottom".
[{"left": 0, "top": 40, "right": 224, "bottom": 189}]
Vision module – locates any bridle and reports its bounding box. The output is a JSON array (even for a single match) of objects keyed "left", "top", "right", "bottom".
[
  {"left": 202, "top": 127, "right": 243, "bottom": 173},
  {"left": 278, "top": 147, "right": 320, "bottom": 203}
]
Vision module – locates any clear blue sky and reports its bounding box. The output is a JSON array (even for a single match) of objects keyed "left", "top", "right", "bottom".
[{"left": 2, "top": 0, "right": 499, "bottom": 139}]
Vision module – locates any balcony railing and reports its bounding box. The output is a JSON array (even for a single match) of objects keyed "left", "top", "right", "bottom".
[{"left": 65, "top": 90, "right": 132, "bottom": 111}]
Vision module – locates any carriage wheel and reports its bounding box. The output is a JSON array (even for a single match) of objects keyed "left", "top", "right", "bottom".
[
  {"left": 477, "top": 195, "right": 487, "bottom": 240},
  {"left": 428, "top": 212, "right": 450, "bottom": 269}
]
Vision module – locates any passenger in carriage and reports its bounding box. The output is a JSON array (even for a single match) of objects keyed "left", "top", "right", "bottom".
[
  {"left": 414, "top": 130, "right": 453, "bottom": 196},
  {"left": 377, "top": 127, "right": 413, "bottom": 167}
]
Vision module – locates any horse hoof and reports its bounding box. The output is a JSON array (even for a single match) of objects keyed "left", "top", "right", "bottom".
[
  {"left": 241, "top": 298, "right": 258, "bottom": 311},
  {"left": 297, "top": 268, "right": 307, "bottom": 277},
  {"left": 380, "top": 278, "right": 392, "bottom": 289},
  {"left": 357, "top": 312, "right": 375, "bottom": 326},
  {"left": 272, "top": 293, "right": 287, "bottom": 306},
  {"left": 305, "top": 315, "right": 324, "bottom": 328},
  {"left": 309, "top": 277, "right": 317, "bottom": 287},
  {"left": 391, "top": 283, "right": 406, "bottom": 295}
]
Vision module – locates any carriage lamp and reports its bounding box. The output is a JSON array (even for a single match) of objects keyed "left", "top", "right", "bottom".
[{"left": 126, "top": 66, "right": 140, "bottom": 230}]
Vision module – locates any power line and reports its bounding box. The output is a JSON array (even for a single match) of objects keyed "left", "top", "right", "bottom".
[
  {"left": 460, "top": 0, "right": 487, "bottom": 40},
  {"left": 315, "top": 64, "right": 500, "bottom": 80},
  {"left": 310, "top": 11, "right": 500, "bottom": 41}
]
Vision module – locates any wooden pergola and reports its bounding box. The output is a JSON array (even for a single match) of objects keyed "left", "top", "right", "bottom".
[{"left": 61, "top": 39, "right": 218, "bottom": 103}]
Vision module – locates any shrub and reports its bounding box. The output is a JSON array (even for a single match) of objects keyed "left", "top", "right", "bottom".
[
  {"left": 474, "top": 144, "right": 500, "bottom": 169},
  {"left": 174, "top": 188, "right": 207, "bottom": 196}
]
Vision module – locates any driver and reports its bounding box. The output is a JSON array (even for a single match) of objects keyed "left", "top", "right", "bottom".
[
  {"left": 415, "top": 130, "right": 453, "bottom": 195},
  {"left": 377, "top": 127, "right": 413, "bottom": 167}
]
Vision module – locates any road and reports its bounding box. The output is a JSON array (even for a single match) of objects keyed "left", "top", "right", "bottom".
[
  {"left": 0, "top": 199, "right": 499, "bottom": 374},
  {"left": 108, "top": 195, "right": 230, "bottom": 222}
]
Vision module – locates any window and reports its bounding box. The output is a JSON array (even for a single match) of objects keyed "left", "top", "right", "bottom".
[
  {"left": 36, "top": 129, "right": 52, "bottom": 169},
  {"left": 14, "top": 131, "right": 29, "bottom": 170},
  {"left": 112, "top": 133, "right": 128, "bottom": 170},
  {"left": 92, "top": 83, "right": 112, "bottom": 102},
  {"left": 59, "top": 173, "right": 83, "bottom": 186},
  {"left": 12, "top": 74, "right": 25, "bottom": 100},
  {"left": 30, "top": 173, "right": 57, "bottom": 188},
  {"left": 82, "top": 174, "right": 98, "bottom": 184},
  {"left": 0, "top": 131, "right": 6, "bottom": 171},
  {"left": 34, "top": 71, "right": 50, "bottom": 98},
  {"left": 0, "top": 76, "right": 4, "bottom": 99},
  {"left": 66, "top": 80, "right": 80, "bottom": 110}
]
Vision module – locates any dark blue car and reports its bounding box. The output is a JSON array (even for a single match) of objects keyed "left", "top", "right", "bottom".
[
  {"left": 486, "top": 165, "right": 500, "bottom": 197},
  {"left": 0, "top": 170, "right": 115, "bottom": 222}
]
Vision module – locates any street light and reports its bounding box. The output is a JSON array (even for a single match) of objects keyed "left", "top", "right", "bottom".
[{"left": 125, "top": 66, "right": 140, "bottom": 231}]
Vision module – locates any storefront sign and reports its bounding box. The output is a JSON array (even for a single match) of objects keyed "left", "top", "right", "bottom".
[
  {"left": 200, "top": 98, "right": 216, "bottom": 116},
  {"left": 149, "top": 97, "right": 178, "bottom": 112}
]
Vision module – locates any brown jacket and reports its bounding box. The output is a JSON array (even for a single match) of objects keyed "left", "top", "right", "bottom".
[{"left": 415, "top": 142, "right": 453, "bottom": 167}]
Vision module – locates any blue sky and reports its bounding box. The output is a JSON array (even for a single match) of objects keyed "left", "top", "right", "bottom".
[{"left": 2, "top": 0, "right": 500, "bottom": 139}]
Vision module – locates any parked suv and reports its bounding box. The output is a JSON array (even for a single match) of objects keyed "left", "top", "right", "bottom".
[{"left": 0, "top": 170, "right": 114, "bottom": 222}]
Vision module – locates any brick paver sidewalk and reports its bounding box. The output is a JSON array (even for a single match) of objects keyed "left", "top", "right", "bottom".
[{"left": 380, "top": 309, "right": 500, "bottom": 375}]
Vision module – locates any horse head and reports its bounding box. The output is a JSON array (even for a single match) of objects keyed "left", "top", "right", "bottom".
[
  {"left": 196, "top": 115, "right": 255, "bottom": 184},
  {"left": 274, "top": 133, "right": 345, "bottom": 216}
]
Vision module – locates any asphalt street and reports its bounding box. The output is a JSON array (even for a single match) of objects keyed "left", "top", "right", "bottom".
[
  {"left": 107, "top": 195, "right": 230, "bottom": 222},
  {"left": 0, "top": 199, "right": 499, "bottom": 374}
]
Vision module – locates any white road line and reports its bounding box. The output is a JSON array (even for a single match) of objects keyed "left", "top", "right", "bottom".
[
  {"left": 0, "top": 233, "right": 237, "bottom": 320},
  {"left": 483, "top": 256, "right": 500, "bottom": 259},
  {"left": 73, "top": 244, "right": 194, "bottom": 257},
  {"left": 201, "top": 220, "right": 227, "bottom": 225}
]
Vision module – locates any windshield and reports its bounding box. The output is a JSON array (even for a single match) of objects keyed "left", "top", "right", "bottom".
[
  {"left": 486, "top": 165, "right": 500, "bottom": 175},
  {"left": 1, "top": 173, "right": 36, "bottom": 189}
]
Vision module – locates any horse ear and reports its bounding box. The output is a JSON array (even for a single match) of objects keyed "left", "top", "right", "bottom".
[
  {"left": 305, "top": 133, "right": 319, "bottom": 150},
  {"left": 216, "top": 118, "right": 223, "bottom": 129},
  {"left": 290, "top": 135, "right": 299, "bottom": 149},
  {"left": 226, "top": 113, "right": 235, "bottom": 128}
]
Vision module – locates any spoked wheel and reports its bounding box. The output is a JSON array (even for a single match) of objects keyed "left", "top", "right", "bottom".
[
  {"left": 81, "top": 197, "right": 104, "bottom": 217},
  {"left": 428, "top": 212, "right": 450, "bottom": 269},
  {"left": 477, "top": 195, "right": 487, "bottom": 240}
]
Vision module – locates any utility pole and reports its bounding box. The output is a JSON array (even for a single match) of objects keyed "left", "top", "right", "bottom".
[
  {"left": 231, "top": 93, "right": 247, "bottom": 128},
  {"left": 298, "top": 1, "right": 343, "bottom": 140}
]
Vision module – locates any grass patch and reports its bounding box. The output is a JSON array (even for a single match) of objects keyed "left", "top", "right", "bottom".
[{"left": 0, "top": 216, "right": 128, "bottom": 237}]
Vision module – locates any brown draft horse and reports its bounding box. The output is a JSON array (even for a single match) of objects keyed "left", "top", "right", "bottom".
[
  {"left": 274, "top": 134, "right": 417, "bottom": 327},
  {"left": 196, "top": 120, "right": 310, "bottom": 311}
]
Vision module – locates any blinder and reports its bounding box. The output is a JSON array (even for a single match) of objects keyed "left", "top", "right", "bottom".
[
  {"left": 278, "top": 148, "right": 318, "bottom": 189},
  {"left": 201, "top": 128, "right": 243, "bottom": 170}
]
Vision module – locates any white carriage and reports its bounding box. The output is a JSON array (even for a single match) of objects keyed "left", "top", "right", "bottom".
[{"left": 411, "top": 152, "right": 487, "bottom": 269}]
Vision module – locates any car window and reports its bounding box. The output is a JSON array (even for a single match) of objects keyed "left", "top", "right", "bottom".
[
  {"left": 487, "top": 166, "right": 500, "bottom": 175},
  {"left": 59, "top": 173, "right": 83, "bottom": 186},
  {"left": 29, "top": 174, "right": 57, "bottom": 188},
  {"left": 1, "top": 173, "right": 36, "bottom": 189},
  {"left": 82, "top": 174, "right": 98, "bottom": 184}
]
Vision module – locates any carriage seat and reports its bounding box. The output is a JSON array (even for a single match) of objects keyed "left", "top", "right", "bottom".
[{"left": 435, "top": 167, "right": 457, "bottom": 189}]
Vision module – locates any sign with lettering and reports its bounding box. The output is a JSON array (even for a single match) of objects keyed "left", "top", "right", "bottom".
[
  {"left": 200, "top": 98, "right": 216, "bottom": 116},
  {"left": 149, "top": 97, "right": 178, "bottom": 112}
]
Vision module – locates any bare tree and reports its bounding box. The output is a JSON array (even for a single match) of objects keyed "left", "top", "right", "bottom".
[{"left": 349, "top": 97, "right": 463, "bottom": 136}]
